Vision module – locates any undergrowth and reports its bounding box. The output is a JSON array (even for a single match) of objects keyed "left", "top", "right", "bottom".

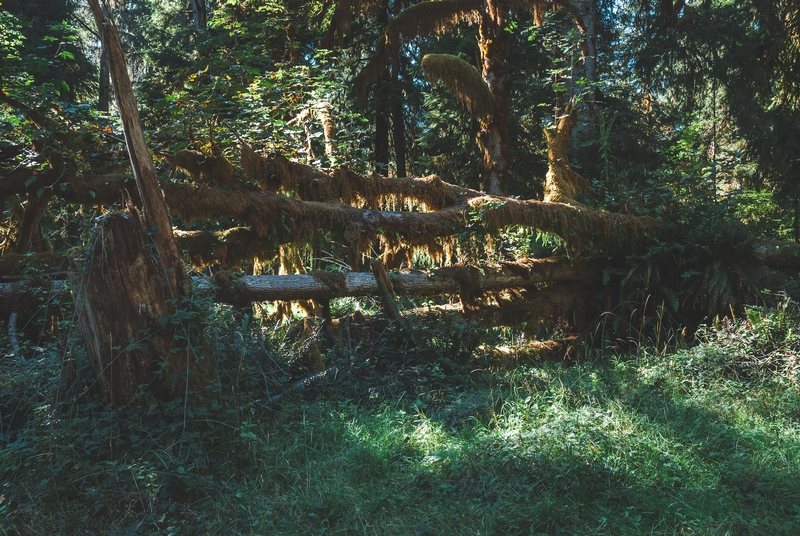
[{"left": 1, "top": 302, "right": 800, "bottom": 534}]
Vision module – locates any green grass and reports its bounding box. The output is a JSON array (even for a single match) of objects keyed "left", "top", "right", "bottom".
[{"left": 2, "top": 319, "right": 800, "bottom": 534}]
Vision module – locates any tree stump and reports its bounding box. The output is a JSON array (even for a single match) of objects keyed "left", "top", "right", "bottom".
[{"left": 70, "top": 208, "right": 214, "bottom": 406}]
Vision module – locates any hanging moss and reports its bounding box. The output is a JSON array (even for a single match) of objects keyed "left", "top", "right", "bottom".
[
  {"left": 355, "top": 0, "right": 481, "bottom": 101},
  {"left": 175, "top": 227, "right": 279, "bottom": 269},
  {"left": 422, "top": 54, "right": 496, "bottom": 120},
  {"left": 321, "top": 0, "right": 383, "bottom": 48},
  {"left": 385, "top": 0, "right": 480, "bottom": 50},
  {"left": 240, "top": 152, "right": 463, "bottom": 210},
  {"left": 168, "top": 149, "right": 238, "bottom": 190}
]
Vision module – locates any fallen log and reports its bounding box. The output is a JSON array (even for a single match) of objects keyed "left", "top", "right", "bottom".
[
  {"left": 0, "top": 257, "right": 596, "bottom": 313},
  {"left": 203, "top": 257, "right": 596, "bottom": 303}
]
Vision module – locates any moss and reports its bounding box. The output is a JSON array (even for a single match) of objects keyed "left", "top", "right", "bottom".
[
  {"left": 354, "top": 0, "right": 481, "bottom": 101},
  {"left": 169, "top": 149, "right": 238, "bottom": 189},
  {"left": 543, "top": 105, "right": 590, "bottom": 204},
  {"left": 386, "top": 0, "right": 480, "bottom": 49},
  {"left": 175, "top": 227, "right": 281, "bottom": 269},
  {"left": 245, "top": 153, "right": 460, "bottom": 210},
  {"left": 422, "top": 54, "right": 495, "bottom": 120},
  {"left": 310, "top": 271, "right": 348, "bottom": 294}
]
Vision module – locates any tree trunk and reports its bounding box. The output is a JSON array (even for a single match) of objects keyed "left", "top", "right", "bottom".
[
  {"left": 543, "top": 105, "right": 590, "bottom": 203},
  {"left": 375, "top": 96, "right": 390, "bottom": 176},
  {"left": 200, "top": 257, "right": 595, "bottom": 302},
  {"left": 374, "top": 5, "right": 391, "bottom": 177},
  {"left": 391, "top": 68, "right": 407, "bottom": 178},
  {"left": 99, "top": 45, "right": 111, "bottom": 112},
  {"left": 191, "top": 0, "right": 207, "bottom": 30},
  {"left": 476, "top": 5, "right": 511, "bottom": 196},
  {"left": 80, "top": 0, "right": 214, "bottom": 406}
]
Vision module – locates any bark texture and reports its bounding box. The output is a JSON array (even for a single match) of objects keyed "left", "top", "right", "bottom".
[
  {"left": 73, "top": 0, "right": 208, "bottom": 406},
  {"left": 70, "top": 211, "right": 212, "bottom": 405},
  {"left": 477, "top": 3, "right": 512, "bottom": 196}
]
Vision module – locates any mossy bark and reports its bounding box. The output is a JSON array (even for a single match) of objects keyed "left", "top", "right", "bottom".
[
  {"left": 70, "top": 210, "right": 214, "bottom": 405},
  {"left": 543, "top": 105, "right": 590, "bottom": 204},
  {"left": 477, "top": 5, "right": 511, "bottom": 196}
]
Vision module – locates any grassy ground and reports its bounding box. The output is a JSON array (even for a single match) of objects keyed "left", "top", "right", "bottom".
[{"left": 2, "top": 311, "right": 800, "bottom": 535}]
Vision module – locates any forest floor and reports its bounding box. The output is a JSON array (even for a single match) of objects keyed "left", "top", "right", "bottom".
[{"left": 1, "top": 305, "right": 800, "bottom": 535}]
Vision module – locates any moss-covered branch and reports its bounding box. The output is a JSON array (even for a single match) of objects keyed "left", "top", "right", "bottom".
[
  {"left": 243, "top": 151, "right": 470, "bottom": 209},
  {"left": 163, "top": 180, "right": 671, "bottom": 258},
  {"left": 0, "top": 166, "right": 138, "bottom": 205},
  {"left": 422, "top": 54, "right": 495, "bottom": 120}
]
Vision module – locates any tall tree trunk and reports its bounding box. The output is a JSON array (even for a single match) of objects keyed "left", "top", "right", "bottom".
[
  {"left": 391, "top": 67, "right": 406, "bottom": 178},
  {"left": 79, "top": 0, "right": 214, "bottom": 406},
  {"left": 375, "top": 99, "right": 390, "bottom": 176},
  {"left": 282, "top": 0, "right": 300, "bottom": 64},
  {"left": 190, "top": 0, "right": 206, "bottom": 30},
  {"left": 374, "top": 5, "right": 390, "bottom": 177},
  {"left": 476, "top": 5, "right": 511, "bottom": 196},
  {"left": 99, "top": 45, "right": 111, "bottom": 112}
]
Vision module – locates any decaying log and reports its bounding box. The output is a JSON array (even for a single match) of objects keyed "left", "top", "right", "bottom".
[
  {"left": 163, "top": 181, "right": 669, "bottom": 257},
  {"left": 0, "top": 166, "right": 137, "bottom": 206},
  {"left": 199, "top": 257, "right": 596, "bottom": 303},
  {"left": 2, "top": 257, "right": 594, "bottom": 311},
  {"left": 245, "top": 150, "right": 469, "bottom": 209}
]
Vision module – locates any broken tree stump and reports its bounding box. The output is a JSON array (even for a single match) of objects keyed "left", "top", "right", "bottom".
[{"left": 69, "top": 209, "right": 214, "bottom": 405}]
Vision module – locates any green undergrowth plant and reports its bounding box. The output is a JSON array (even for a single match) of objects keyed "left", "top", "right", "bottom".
[{"left": 3, "top": 299, "right": 800, "bottom": 534}]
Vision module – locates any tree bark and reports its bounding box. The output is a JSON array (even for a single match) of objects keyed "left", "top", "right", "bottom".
[
  {"left": 375, "top": 89, "right": 390, "bottom": 176},
  {"left": 477, "top": 4, "right": 512, "bottom": 196},
  {"left": 99, "top": 44, "right": 111, "bottom": 112},
  {"left": 87, "top": 0, "right": 183, "bottom": 290},
  {"left": 391, "top": 90, "right": 406, "bottom": 177},
  {"left": 190, "top": 0, "right": 207, "bottom": 30},
  {"left": 70, "top": 210, "right": 212, "bottom": 404},
  {"left": 199, "top": 257, "right": 595, "bottom": 303},
  {"left": 543, "top": 105, "right": 590, "bottom": 203}
]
